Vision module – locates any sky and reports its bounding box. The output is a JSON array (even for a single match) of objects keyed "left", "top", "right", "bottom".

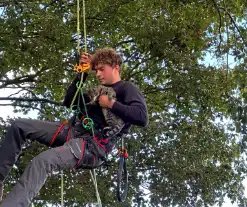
[{"left": 0, "top": 88, "right": 38, "bottom": 119}]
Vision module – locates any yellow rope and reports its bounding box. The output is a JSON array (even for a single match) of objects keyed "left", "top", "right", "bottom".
[
  {"left": 81, "top": 0, "right": 102, "bottom": 204},
  {"left": 65, "top": 0, "right": 102, "bottom": 206},
  {"left": 61, "top": 170, "right": 64, "bottom": 206},
  {"left": 90, "top": 170, "right": 102, "bottom": 206},
  {"left": 62, "top": 1, "right": 83, "bottom": 206},
  {"left": 77, "top": 0, "right": 80, "bottom": 54},
  {"left": 70, "top": 0, "right": 84, "bottom": 111},
  {"left": 83, "top": 0, "right": 87, "bottom": 54},
  {"left": 69, "top": 0, "right": 88, "bottom": 110}
]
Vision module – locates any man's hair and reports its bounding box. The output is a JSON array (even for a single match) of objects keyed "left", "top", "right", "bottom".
[{"left": 91, "top": 48, "right": 122, "bottom": 71}]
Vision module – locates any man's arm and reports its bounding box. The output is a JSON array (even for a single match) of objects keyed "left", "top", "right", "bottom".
[
  {"left": 63, "top": 73, "right": 90, "bottom": 108},
  {"left": 110, "top": 82, "right": 148, "bottom": 127}
]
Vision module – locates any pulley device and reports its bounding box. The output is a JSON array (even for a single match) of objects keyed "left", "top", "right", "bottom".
[{"left": 74, "top": 53, "right": 91, "bottom": 73}]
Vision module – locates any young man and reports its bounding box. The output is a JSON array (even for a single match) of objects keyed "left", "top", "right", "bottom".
[{"left": 0, "top": 48, "right": 148, "bottom": 206}]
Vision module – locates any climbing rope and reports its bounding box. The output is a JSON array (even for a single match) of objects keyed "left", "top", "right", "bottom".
[
  {"left": 77, "top": 0, "right": 81, "bottom": 54},
  {"left": 61, "top": 0, "right": 102, "bottom": 206},
  {"left": 61, "top": 170, "right": 64, "bottom": 206}
]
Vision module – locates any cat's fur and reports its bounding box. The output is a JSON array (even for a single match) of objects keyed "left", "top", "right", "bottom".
[{"left": 86, "top": 85, "right": 125, "bottom": 137}]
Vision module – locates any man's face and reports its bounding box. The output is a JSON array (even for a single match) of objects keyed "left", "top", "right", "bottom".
[{"left": 94, "top": 63, "right": 119, "bottom": 85}]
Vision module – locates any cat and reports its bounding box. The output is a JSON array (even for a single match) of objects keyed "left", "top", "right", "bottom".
[{"left": 86, "top": 85, "right": 125, "bottom": 137}]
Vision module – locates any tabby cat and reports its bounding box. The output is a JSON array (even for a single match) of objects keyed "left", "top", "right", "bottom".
[{"left": 86, "top": 85, "right": 125, "bottom": 137}]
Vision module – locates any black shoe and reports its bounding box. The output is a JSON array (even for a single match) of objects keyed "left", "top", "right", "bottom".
[{"left": 0, "top": 182, "right": 3, "bottom": 201}]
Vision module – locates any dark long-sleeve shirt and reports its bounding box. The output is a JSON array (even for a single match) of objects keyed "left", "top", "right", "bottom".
[{"left": 63, "top": 76, "right": 148, "bottom": 134}]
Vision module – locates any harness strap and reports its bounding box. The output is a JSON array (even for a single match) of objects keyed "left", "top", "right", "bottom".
[
  {"left": 74, "top": 140, "right": 86, "bottom": 169},
  {"left": 93, "top": 136, "right": 107, "bottom": 153},
  {"left": 50, "top": 122, "right": 68, "bottom": 146},
  {"left": 66, "top": 128, "right": 71, "bottom": 142}
]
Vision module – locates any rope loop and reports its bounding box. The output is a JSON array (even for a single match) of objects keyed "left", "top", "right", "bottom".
[{"left": 82, "top": 117, "right": 94, "bottom": 129}]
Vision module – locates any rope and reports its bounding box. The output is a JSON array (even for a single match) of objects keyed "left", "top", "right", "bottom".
[
  {"left": 61, "top": 170, "right": 64, "bottom": 206},
  {"left": 70, "top": 0, "right": 87, "bottom": 111},
  {"left": 82, "top": 0, "right": 87, "bottom": 53},
  {"left": 79, "top": 80, "right": 102, "bottom": 207},
  {"left": 77, "top": 0, "right": 80, "bottom": 54},
  {"left": 62, "top": 0, "right": 102, "bottom": 206},
  {"left": 69, "top": 0, "right": 85, "bottom": 111},
  {"left": 60, "top": 0, "right": 83, "bottom": 205},
  {"left": 90, "top": 170, "right": 102, "bottom": 206}
]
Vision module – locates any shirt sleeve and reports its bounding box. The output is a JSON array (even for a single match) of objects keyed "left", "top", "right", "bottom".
[
  {"left": 63, "top": 73, "right": 90, "bottom": 109},
  {"left": 110, "top": 82, "right": 148, "bottom": 127}
]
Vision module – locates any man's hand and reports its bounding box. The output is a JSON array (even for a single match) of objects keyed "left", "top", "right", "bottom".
[
  {"left": 80, "top": 52, "right": 92, "bottom": 65},
  {"left": 98, "top": 95, "right": 115, "bottom": 108}
]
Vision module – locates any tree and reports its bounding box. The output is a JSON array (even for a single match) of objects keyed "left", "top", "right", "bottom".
[{"left": 1, "top": 0, "right": 247, "bottom": 206}]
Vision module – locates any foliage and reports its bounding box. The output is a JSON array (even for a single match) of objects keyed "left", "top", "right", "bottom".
[{"left": 1, "top": 0, "right": 247, "bottom": 206}]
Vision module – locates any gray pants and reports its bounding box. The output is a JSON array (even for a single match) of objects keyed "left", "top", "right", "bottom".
[{"left": 0, "top": 118, "right": 105, "bottom": 207}]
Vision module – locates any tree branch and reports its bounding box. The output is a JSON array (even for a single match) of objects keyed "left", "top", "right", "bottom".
[
  {"left": 126, "top": 62, "right": 144, "bottom": 80},
  {"left": 16, "top": 85, "right": 38, "bottom": 98},
  {"left": 144, "top": 86, "right": 172, "bottom": 95},
  {"left": 4, "top": 86, "right": 36, "bottom": 89},
  {"left": 211, "top": 0, "right": 223, "bottom": 53},
  {"left": 8, "top": 89, "right": 24, "bottom": 98},
  {"left": 113, "top": 39, "right": 134, "bottom": 48},
  {"left": 7, "top": 87, "right": 38, "bottom": 99},
  {"left": 218, "top": 6, "right": 246, "bottom": 46},
  {"left": 0, "top": 0, "right": 29, "bottom": 8},
  {"left": 0, "top": 66, "right": 49, "bottom": 89},
  {"left": 0, "top": 103, "right": 45, "bottom": 114},
  {"left": 0, "top": 97, "right": 61, "bottom": 106},
  {"left": 0, "top": 6, "right": 6, "bottom": 17}
]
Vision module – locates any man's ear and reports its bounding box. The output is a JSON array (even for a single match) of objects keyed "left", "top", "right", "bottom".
[{"left": 115, "top": 65, "right": 120, "bottom": 72}]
